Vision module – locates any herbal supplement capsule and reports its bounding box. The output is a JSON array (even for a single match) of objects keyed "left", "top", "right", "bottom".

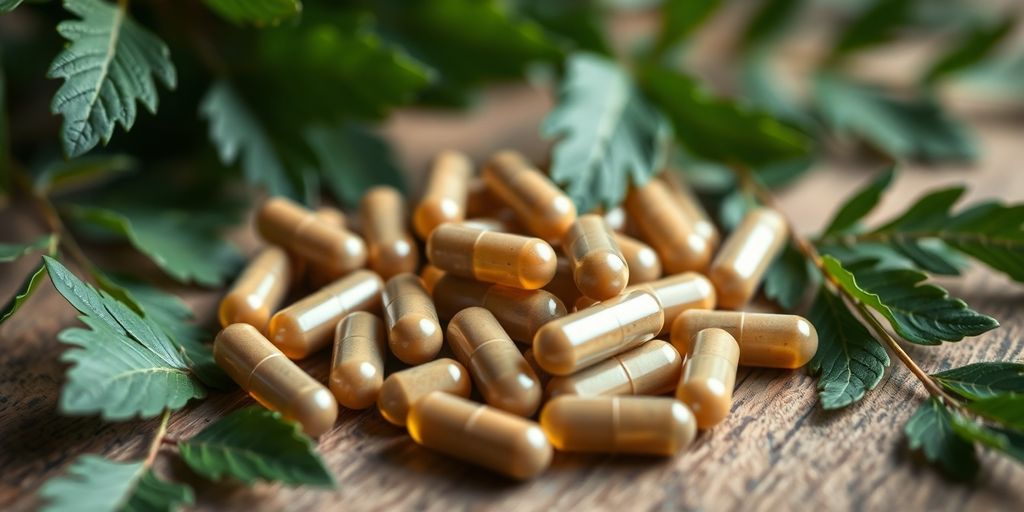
[
  {"left": 562, "top": 214, "right": 629, "bottom": 301},
  {"left": 543, "top": 258, "right": 583, "bottom": 310},
  {"left": 377, "top": 358, "right": 471, "bottom": 426},
  {"left": 330, "top": 312, "right": 387, "bottom": 409},
  {"left": 671, "top": 310, "right": 818, "bottom": 369},
  {"left": 214, "top": 324, "right": 338, "bottom": 437},
  {"left": 625, "top": 179, "right": 713, "bottom": 273},
  {"left": 306, "top": 207, "right": 349, "bottom": 287},
  {"left": 433, "top": 274, "right": 566, "bottom": 344},
  {"left": 268, "top": 270, "right": 383, "bottom": 359},
  {"left": 362, "top": 186, "right": 419, "bottom": 280},
  {"left": 575, "top": 273, "right": 717, "bottom": 333},
  {"left": 613, "top": 233, "right": 661, "bottom": 285},
  {"left": 604, "top": 206, "right": 627, "bottom": 232},
  {"left": 419, "top": 265, "right": 446, "bottom": 295},
  {"left": 523, "top": 349, "right": 551, "bottom": 388},
  {"left": 483, "top": 150, "right": 577, "bottom": 241},
  {"left": 709, "top": 207, "right": 788, "bottom": 309},
  {"left": 314, "top": 205, "right": 347, "bottom": 228},
  {"left": 458, "top": 217, "right": 514, "bottom": 233},
  {"left": 466, "top": 177, "right": 504, "bottom": 218},
  {"left": 546, "top": 340, "right": 682, "bottom": 398},
  {"left": 540, "top": 396, "right": 696, "bottom": 455},
  {"left": 219, "top": 247, "right": 292, "bottom": 332},
  {"left": 533, "top": 290, "right": 664, "bottom": 376},
  {"left": 256, "top": 197, "right": 367, "bottom": 279},
  {"left": 448, "top": 308, "right": 542, "bottom": 417},
  {"left": 427, "top": 224, "right": 557, "bottom": 290},
  {"left": 383, "top": 273, "right": 443, "bottom": 365},
  {"left": 661, "top": 171, "right": 720, "bottom": 249},
  {"left": 676, "top": 328, "right": 739, "bottom": 429},
  {"left": 413, "top": 150, "right": 473, "bottom": 239},
  {"left": 408, "top": 392, "right": 552, "bottom": 480}
]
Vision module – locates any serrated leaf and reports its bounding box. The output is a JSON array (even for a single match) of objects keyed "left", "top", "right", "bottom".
[
  {"left": 40, "top": 455, "right": 193, "bottom": 512},
  {"left": 305, "top": 122, "right": 406, "bottom": 208},
  {"left": 807, "top": 285, "right": 889, "bottom": 409},
  {"left": 47, "top": 0, "right": 177, "bottom": 158},
  {"left": 179, "top": 407, "right": 334, "bottom": 487},
  {"left": 922, "top": 18, "right": 1015, "bottom": 86},
  {"left": 827, "top": 0, "right": 914, "bottom": 64},
  {"left": 0, "top": 234, "right": 53, "bottom": 262},
  {"left": 905, "top": 397, "right": 979, "bottom": 481},
  {"left": 933, "top": 362, "right": 1024, "bottom": 401},
  {"left": 652, "top": 0, "right": 721, "bottom": 56},
  {"left": 0, "top": 260, "right": 48, "bottom": 324},
  {"left": 763, "top": 243, "right": 818, "bottom": 311},
  {"left": 822, "top": 167, "right": 894, "bottom": 236},
  {"left": 542, "top": 53, "right": 670, "bottom": 213},
  {"left": 33, "top": 154, "right": 136, "bottom": 194},
  {"left": 204, "top": 0, "right": 301, "bottom": 26},
  {"left": 0, "top": 0, "right": 24, "bottom": 14},
  {"left": 967, "top": 395, "right": 1024, "bottom": 430}
]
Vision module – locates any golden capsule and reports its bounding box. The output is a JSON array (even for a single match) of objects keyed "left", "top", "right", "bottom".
[
  {"left": 709, "top": 207, "right": 789, "bottom": 309},
  {"left": 419, "top": 264, "right": 446, "bottom": 295},
  {"left": 432, "top": 274, "right": 566, "bottom": 344},
  {"left": 214, "top": 324, "right": 338, "bottom": 437},
  {"left": 482, "top": 150, "right": 577, "bottom": 241},
  {"left": 408, "top": 392, "right": 552, "bottom": 480},
  {"left": 670, "top": 310, "right": 818, "bottom": 369},
  {"left": 540, "top": 396, "right": 696, "bottom": 455},
  {"left": 427, "top": 224, "right": 556, "bottom": 290},
  {"left": 625, "top": 179, "right": 713, "bottom": 273},
  {"left": 256, "top": 197, "right": 367, "bottom": 279},
  {"left": 543, "top": 258, "right": 583, "bottom": 310},
  {"left": 613, "top": 233, "right": 661, "bottom": 285},
  {"left": 330, "top": 312, "right": 387, "bottom": 409},
  {"left": 361, "top": 186, "right": 419, "bottom": 280},
  {"left": 314, "top": 205, "right": 347, "bottom": 228},
  {"left": 377, "top": 358, "right": 471, "bottom": 426},
  {"left": 676, "top": 328, "right": 739, "bottom": 429},
  {"left": 466, "top": 177, "right": 504, "bottom": 218},
  {"left": 660, "top": 171, "right": 720, "bottom": 249},
  {"left": 218, "top": 247, "right": 292, "bottom": 333},
  {"left": 305, "top": 206, "right": 350, "bottom": 287},
  {"left": 458, "top": 217, "right": 517, "bottom": 233},
  {"left": 413, "top": 150, "right": 472, "bottom": 239},
  {"left": 268, "top": 270, "right": 383, "bottom": 359},
  {"left": 522, "top": 348, "right": 551, "bottom": 388},
  {"left": 546, "top": 340, "right": 682, "bottom": 398},
  {"left": 575, "top": 273, "right": 716, "bottom": 334},
  {"left": 533, "top": 290, "right": 664, "bottom": 376},
  {"left": 603, "top": 206, "right": 627, "bottom": 232},
  {"left": 382, "top": 273, "right": 443, "bottom": 365},
  {"left": 563, "top": 214, "right": 629, "bottom": 301}
]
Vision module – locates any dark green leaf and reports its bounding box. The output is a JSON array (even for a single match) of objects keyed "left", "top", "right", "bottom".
[
  {"left": 0, "top": 0, "right": 24, "bottom": 14},
  {"left": 874, "top": 186, "right": 965, "bottom": 233},
  {"left": 0, "top": 234, "right": 54, "bottom": 262},
  {"left": 888, "top": 238, "right": 965, "bottom": 276},
  {"left": 40, "top": 455, "right": 193, "bottom": 512},
  {"left": 516, "top": 0, "right": 610, "bottom": 55},
  {"left": 738, "top": 0, "right": 804, "bottom": 50},
  {"left": 0, "top": 260, "right": 48, "bottom": 324},
  {"left": 739, "top": 50, "right": 812, "bottom": 127},
  {"left": 33, "top": 154, "right": 136, "bottom": 194},
  {"left": 763, "top": 243, "right": 818, "bottom": 311},
  {"left": 951, "top": 419, "right": 1024, "bottom": 464},
  {"left": 652, "top": 0, "right": 721, "bottom": 56},
  {"left": 933, "top": 362, "right": 1024, "bottom": 401},
  {"left": 822, "top": 167, "right": 894, "bottom": 236},
  {"left": 718, "top": 189, "right": 756, "bottom": 231},
  {"left": 962, "top": 48, "right": 1024, "bottom": 98},
  {"left": 305, "top": 122, "right": 406, "bottom": 208},
  {"left": 204, "top": 0, "right": 301, "bottom": 26},
  {"left": 967, "top": 395, "right": 1024, "bottom": 430},
  {"left": 905, "top": 397, "right": 979, "bottom": 480},
  {"left": 827, "top": 0, "right": 914, "bottom": 64},
  {"left": 922, "top": 18, "right": 1015, "bottom": 86}
]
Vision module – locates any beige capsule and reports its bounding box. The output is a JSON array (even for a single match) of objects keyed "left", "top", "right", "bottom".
[
  {"left": 709, "top": 207, "right": 788, "bottom": 309},
  {"left": 408, "top": 392, "right": 552, "bottom": 480},
  {"left": 414, "top": 150, "right": 473, "bottom": 239},
  {"left": 546, "top": 340, "right": 682, "bottom": 398},
  {"left": 483, "top": 150, "right": 577, "bottom": 241},
  {"left": 256, "top": 197, "right": 367, "bottom": 280},
  {"left": 383, "top": 273, "right": 443, "bottom": 365},
  {"left": 676, "top": 328, "right": 739, "bottom": 429},
  {"left": 660, "top": 171, "right": 720, "bottom": 249},
  {"left": 268, "top": 270, "right": 383, "bottom": 359},
  {"left": 305, "top": 206, "right": 350, "bottom": 287},
  {"left": 377, "top": 358, "right": 471, "bottom": 426},
  {"left": 214, "top": 324, "right": 338, "bottom": 437},
  {"left": 433, "top": 274, "right": 566, "bottom": 344},
  {"left": 563, "top": 214, "right": 629, "bottom": 301},
  {"left": 218, "top": 247, "right": 292, "bottom": 333},
  {"left": 427, "top": 224, "right": 557, "bottom": 290},
  {"left": 522, "top": 349, "right": 551, "bottom": 388},
  {"left": 362, "top": 186, "right": 419, "bottom": 280},
  {"left": 670, "top": 310, "right": 818, "bottom": 369},
  {"left": 543, "top": 258, "right": 583, "bottom": 310},
  {"left": 574, "top": 272, "right": 716, "bottom": 334},
  {"left": 419, "top": 264, "right": 446, "bottom": 295},
  {"left": 625, "top": 179, "right": 713, "bottom": 273},
  {"left": 614, "top": 233, "right": 661, "bottom": 285},
  {"left": 540, "top": 396, "right": 696, "bottom": 455},
  {"left": 330, "top": 312, "right": 387, "bottom": 409}
]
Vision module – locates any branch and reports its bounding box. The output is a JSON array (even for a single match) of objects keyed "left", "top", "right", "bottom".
[{"left": 144, "top": 409, "right": 172, "bottom": 468}]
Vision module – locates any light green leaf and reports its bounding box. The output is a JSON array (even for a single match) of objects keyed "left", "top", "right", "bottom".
[
  {"left": 905, "top": 397, "right": 979, "bottom": 481},
  {"left": 822, "top": 167, "right": 894, "bottom": 236},
  {"left": 922, "top": 18, "right": 1015, "bottom": 86},
  {"left": 827, "top": 0, "right": 914, "bottom": 65},
  {"left": 34, "top": 154, "right": 136, "bottom": 194},
  {"left": 47, "top": 0, "right": 176, "bottom": 157},
  {"left": 967, "top": 394, "right": 1024, "bottom": 430},
  {"left": 933, "top": 362, "right": 1024, "bottom": 401},
  {"left": 763, "top": 244, "right": 817, "bottom": 311},
  {"left": 204, "top": 0, "right": 301, "bottom": 26},
  {"left": 652, "top": 0, "right": 721, "bottom": 56},
  {"left": 739, "top": 49, "right": 812, "bottom": 127},
  {"left": 305, "top": 122, "right": 406, "bottom": 208},
  {"left": 0, "top": 234, "right": 54, "bottom": 262},
  {"left": 962, "top": 48, "right": 1024, "bottom": 98},
  {"left": 0, "top": 260, "right": 48, "bottom": 324},
  {"left": 40, "top": 455, "right": 193, "bottom": 512},
  {"left": 0, "top": 0, "right": 24, "bottom": 14}
]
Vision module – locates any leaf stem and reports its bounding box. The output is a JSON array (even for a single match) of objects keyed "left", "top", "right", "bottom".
[
  {"left": 144, "top": 409, "right": 171, "bottom": 468},
  {"left": 10, "top": 166, "right": 95, "bottom": 274}
]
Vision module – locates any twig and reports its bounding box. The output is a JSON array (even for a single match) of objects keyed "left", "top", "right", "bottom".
[
  {"left": 10, "top": 166, "right": 96, "bottom": 274},
  {"left": 144, "top": 409, "right": 172, "bottom": 468}
]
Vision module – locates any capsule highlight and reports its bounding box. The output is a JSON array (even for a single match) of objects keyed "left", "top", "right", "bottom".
[
  {"left": 219, "top": 247, "right": 292, "bottom": 333},
  {"left": 330, "top": 312, "right": 387, "bottom": 409},
  {"left": 670, "top": 310, "right": 818, "bottom": 369},
  {"left": 427, "top": 224, "right": 557, "bottom": 290},
  {"left": 414, "top": 150, "right": 472, "bottom": 239},
  {"left": 362, "top": 186, "right": 419, "bottom": 279},
  {"left": 709, "top": 207, "right": 788, "bottom": 309},
  {"left": 546, "top": 340, "right": 682, "bottom": 398},
  {"left": 383, "top": 273, "right": 443, "bottom": 365},
  {"left": 540, "top": 396, "right": 696, "bottom": 455},
  {"left": 675, "top": 328, "right": 739, "bottom": 429},
  {"left": 563, "top": 214, "right": 629, "bottom": 300}
]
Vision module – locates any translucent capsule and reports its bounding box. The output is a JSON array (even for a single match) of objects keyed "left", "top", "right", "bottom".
[
  {"left": 563, "top": 214, "right": 629, "bottom": 301},
  {"left": 314, "top": 205, "right": 347, "bottom": 228},
  {"left": 268, "top": 270, "right": 383, "bottom": 359},
  {"left": 660, "top": 171, "right": 720, "bottom": 249},
  {"left": 214, "top": 324, "right": 338, "bottom": 437},
  {"left": 546, "top": 340, "right": 682, "bottom": 398},
  {"left": 419, "top": 265, "right": 446, "bottom": 295},
  {"left": 330, "top": 312, "right": 387, "bottom": 409},
  {"left": 458, "top": 217, "right": 517, "bottom": 233},
  {"left": 256, "top": 197, "right": 367, "bottom": 280},
  {"left": 614, "top": 233, "right": 661, "bottom": 285},
  {"left": 408, "top": 392, "right": 552, "bottom": 480},
  {"left": 482, "top": 150, "right": 577, "bottom": 241},
  {"left": 361, "top": 186, "right": 419, "bottom": 279},
  {"left": 671, "top": 310, "right": 818, "bottom": 369},
  {"left": 533, "top": 290, "right": 664, "bottom": 376},
  {"left": 709, "top": 207, "right": 788, "bottom": 309},
  {"left": 219, "top": 247, "right": 292, "bottom": 333},
  {"left": 543, "top": 258, "right": 583, "bottom": 310},
  {"left": 540, "top": 396, "right": 696, "bottom": 455},
  {"left": 625, "top": 179, "right": 713, "bottom": 273},
  {"left": 433, "top": 274, "right": 566, "bottom": 344},
  {"left": 377, "top": 358, "right": 471, "bottom": 426},
  {"left": 427, "top": 224, "right": 556, "bottom": 290},
  {"left": 676, "top": 328, "right": 739, "bottom": 429},
  {"left": 306, "top": 206, "right": 350, "bottom": 287},
  {"left": 413, "top": 150, "right": 472, "bottom": 239},
  {"left": 466, "top": 177, "right": 504, "bottom": 218},
  {"left": 383, "top": 273, "right": 443, "bottom": 365},
  {"left": 522, "top": 349, "right": 551, "bottom": 388},
  {"left": 603, "top": 206, "right": 627, "bottom": 232},
  {"left": 575, "top": 273, "right": 717, "bottom": 334}
]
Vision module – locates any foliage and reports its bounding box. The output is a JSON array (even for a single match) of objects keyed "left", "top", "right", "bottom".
[{"left": 40, "top": 455, "right": 193, "bottom": 512}]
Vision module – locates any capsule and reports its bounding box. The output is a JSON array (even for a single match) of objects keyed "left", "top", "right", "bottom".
[
  {"left": 218, "top": 247, "right": 292, "bottom": 332},
  {"left": 361, "top": 186, "right": 418, "bottom": 279},
  {"left": 614, "top": 233, "right": 661, "bottom": 284},
  {"left": 330, "top": 312, "right": 387, "bottom": 409},
  {"left": 604, "top": 206, "right": 627, "bottom": 232},
  {"left": 214, "top": 324, "right": 338, "bottom": 437},
  {"left": 540, "top": 396, "right": 696, "bottom": 455},
  {"left": 676, "top": 328, "right": 739, "bottom": 429},
  {"left": 543, "top": 258, "right": 583, "bottom": 309},
  {"left": 709, "top": 207, "right": 788, "bottom": 309},
  {"left": 314, "top": 205, "right": 347, "bottom": 228},
  {"left": 419, "top": 265, "right": 446, "bottom": 294},
  {"left": 377, "top": 358, "right": 471, "bottom": 426},
  {"left": 427, "top": 224, "right": 556, "bottom": 290},
  {"left": 466, "top": 177, "right": 504, "bottom": 218},
  {"left": 433, "top": 274, "right": 566, "bottom": 344},
  {"left": 448, "top": 308, "right": 542, "bottom": 417},
  {"left": 625, "top": 179, "right": 713, "bottom": 273},
  {"left": 575, "top": 273, "right": 717, "bottom": 334},
  {"left": 562, "top": 214, "right": 629, "bottom": 300},
  {"left": 413, "top": 150, "right": 472, "bottom": 239},
  {"left": 256, "top": 197, "right": 367, "bottom": 279},
  {"left": 671, "top": 310, "right": 818, "bottom": 369},
  {"left": 546, "top": 340, "right": 682, "bottom": 398},
  {"left": 660, "top": 171, "right": 720, "bottom": 249},
  {"left": 533, "top": 290, "right": 664, "bottom": 376},
  {"left": 382, "top": 273, "right": 443, "bottom": 365},
  {"left": 408, "top": 392, "right": 552, "bottom": 480},
  {"left": 482, "top": 150, "right": 577, "bottom": 241},
  {"left": 523, "top": 349, "right": 551, "bottom": 388},
  {"left": 268, "top": 270, "right": 383, "bottom": 359},
  {"left": 306, "top": 206, "right": 350, "bottom": 287}
]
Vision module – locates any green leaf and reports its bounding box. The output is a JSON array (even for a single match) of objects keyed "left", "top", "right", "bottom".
[
  {"left": 822, "top": 167, "right": 894, "bottom": 236},
  {"left": 179, "top": 407, "right": 334, "bottom": 487},
  {"left": 0, "top": 234, "right": 54, "bottom": 262},
  {"left": 967, "top": 395, "right": 1024, "bottom": 430},
  {"left": 652, "top": 0, "right": 721, "bottom": 56},
  {"left": 827, "top": 0, "right": 914, "bottom": 65},
  {"left": 962, "top": 48, "right": 1024, "bottom": 98},
  {"left": 807, "top": 285, "right": 889, "bottom": 409},
  {"left": 950, "top": 418, "right": 1024, "bottom": 465},
  {"left": 739, "top": 50, "right": 812, "bottom": 127},
  {"left": 905, "top": 397, "right": 979, "bottom": 481},
  {"left": 542, "top": 53, "right": 671, "bottom": 213},
  {"left": 922, "top": 18, "right": 1015, "bottom": 86},
  {"left": 516, "top": 0, "right": 611, "bottom": 55},
  {"left": 40, "top": 455, "right": 193, "bottom": 512},
  {"left": 204, "top": 0, "right": 301, "bottom": 26},
  {"left": 0, "top": 260, "right": 48, "bottom": 324},
  {"left": 763, "top": 244, "right": 817, "bottom": 311},
  {"left": 33, "top": 154, "right": 136, "bottom": 194},
  {"left": 305, "top": 122, "right": 406, "bottom": 208},
  {"left": 47, "top": 0, "right": 177, "bottom": 158},
  {"left": 933, "top": 362, "right": 1024, "bottom": 401},
  {"left": 0, "top": 0, "right": 23, "bottom": 14},
  {"left": 738, "top": 0, "right": 804, "bottom": 50},
  {"left": 44, "top": 257, "right": 206, "bottom": 419}
]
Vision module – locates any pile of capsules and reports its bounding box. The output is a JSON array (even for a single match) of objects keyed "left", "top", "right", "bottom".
[{"left": 214, "top": 149, "right": 819, "bottom": 480}]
